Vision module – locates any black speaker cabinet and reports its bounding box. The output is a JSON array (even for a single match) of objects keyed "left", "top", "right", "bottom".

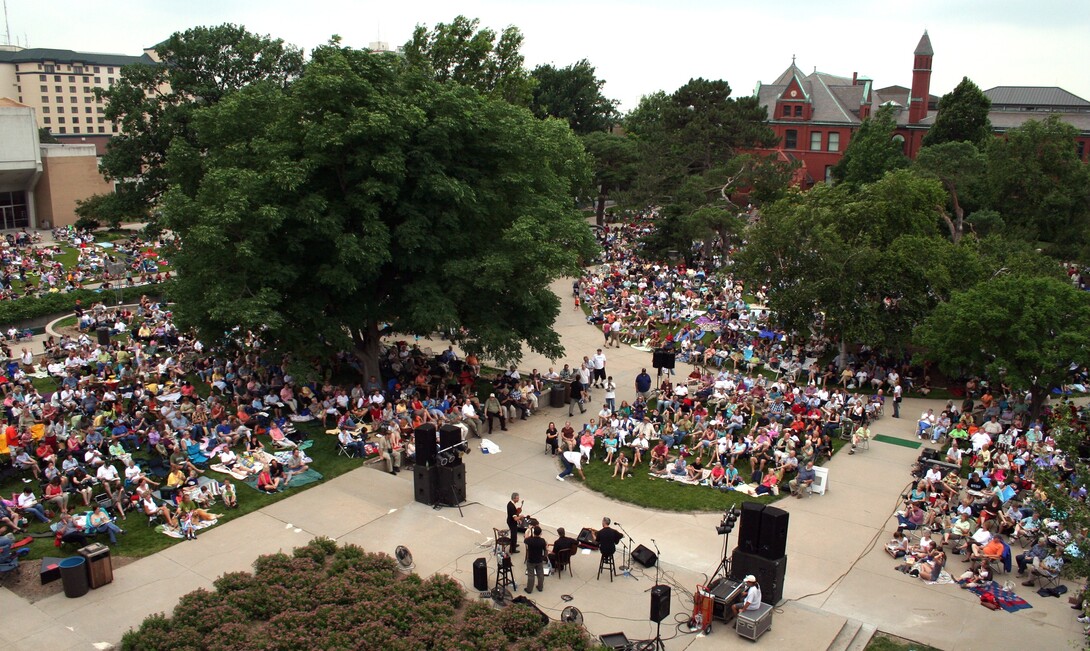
[
  {"left": 759, "top": 505, "right": 790, "bottom": 560},
  {"left": 473, "top": 557, "right": 489, "bottom": 591},
  {"left": 730, "top": 549, "right": 787, "bottom": 605},
  {"left": 436, "top": 464, "right": 466, "bottom": 506},
  {"left": 413, "top": 465, "right": 438, "bottom": 505},
  {"left": 577, "top": 527, "right": 599, "bottom": 549},
  {"left": 738, "top": 501, "right": 765, "bottom": 555},
  {"left": 96, "top": 327, "right": 111, "bottom": 346},
  {"left": 650, "top": 584, "right": 671, "bottom": 622},
  {"left": 415, "top": 423, "right": 438, "bottom": 467},
  {"left": 631, "top": 544, "right": 658, "bottom": 568},
  {"left": 439, "top": 424, "right": 462, "bottom": 449},
  {"left": 652, "top": 349, "right": 676, "bottom": 370}
]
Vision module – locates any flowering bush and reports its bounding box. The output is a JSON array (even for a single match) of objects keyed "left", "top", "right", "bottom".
[{"left": 120, "top": 538, "right": 595, "bottom": 651}]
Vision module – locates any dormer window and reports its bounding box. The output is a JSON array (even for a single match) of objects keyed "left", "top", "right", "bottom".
[
  {"left": 782, "top": 105, "right": 791, "bottom": 117},
  {"left": 794, "top": 105, "right": 803, "bottom": 117}
]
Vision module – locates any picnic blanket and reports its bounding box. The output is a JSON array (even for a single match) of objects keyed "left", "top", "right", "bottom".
[
  {"left": 242, "top": 468, "right": 323, "bottom": 492},
  {"left": 968, "top": 583, "right": 1033, "bottom": 612},
  {"left": 209, "top": 463, "right": 257, "bottom": 480},
  {"left": 157, "top": 518, "right": 218, "bottom": 539},
  {"left": 479, "top": 438, "right": 501, "bottom": 454}
]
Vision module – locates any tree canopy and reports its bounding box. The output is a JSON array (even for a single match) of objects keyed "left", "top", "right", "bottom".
[
  {"left": 831, "top": 105, "right": 909, "bottom": 187},
  {"left": 92, "top": 24, "right": 303, "bottom": 224},
  {"left": 530, "top": 59, "right": 618, "bottom": 135},
  {"left": 914, "top": 275, "right": 1090, "bottom": 416},
  {"left": 162, "top": 41, "right": 595, "bottom": 378},
  {"left": 581, "top": 130, "right": 638, "bottom": 226},
  {"left": 403, "top": 15, "right": 534, "bottom": 106},
  {"left": 921, "top": 76, "right": 992, "bottom": 147},
  {"left": 985, "top": 115, "right": 1090, "bottom": 255},
  {"left": 914, "top": 141, "right": 987, "bottom": 243}
]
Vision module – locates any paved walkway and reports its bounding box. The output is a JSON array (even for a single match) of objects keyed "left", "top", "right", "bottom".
[{"left": 0, "top": 276, "right": 1082, "bottom": 650}]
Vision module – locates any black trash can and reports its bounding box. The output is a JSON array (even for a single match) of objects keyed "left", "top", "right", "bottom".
[
  {"left": 550, "top": 384, "right": 565, "bottom": 409},
  {"left": 59, "top": 556, "right": 89, "bottom": 598},
  {"left": 96, "top": 326, "right": 111, "bottom": 346},
  {"left": 561, "top": 380, "right": 573, "bottom": 404}
]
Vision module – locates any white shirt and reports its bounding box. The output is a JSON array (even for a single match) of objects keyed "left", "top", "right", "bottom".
[
  {"left": 562, "top": 450, "right": 583, "bottom": 469},
  {"left": 742, "top": 584, "right": 762, "bottom": 611},
  {"left": 97, "top": 465, "right": 119, "bottom": 482},
  {"left": 461, "top": 402, "right": 478, "bottom": 418},
  {"left": 591, "top": 353, "right": 606, "bottom": 370}
]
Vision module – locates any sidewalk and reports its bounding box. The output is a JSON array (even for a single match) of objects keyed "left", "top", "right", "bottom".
[{"left": 0, "top": 276, "right": 1082, "bottom": 650}]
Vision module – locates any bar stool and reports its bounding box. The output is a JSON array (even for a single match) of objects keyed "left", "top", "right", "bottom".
[{"left": 597, "top": 552, "right": 616, "bottom": 581}]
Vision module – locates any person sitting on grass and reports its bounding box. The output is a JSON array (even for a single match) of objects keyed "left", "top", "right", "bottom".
[
  {"left": 54, "top": 513, "right": 88, "bottom": 547},
  {"left": 221, "top": 479, "right": 238, "bottom": 509},
  {"left": 89, "top": 506, "right": 125, "bottom": 544},
  {"left": 256, "top": 466, "right": 282, "bottom": 493},
  {"left": 602, "top": 431, "right": 619, "bottom": 465},
  {"left": 16, "top": 486, "right": 50, "bottom": 523},
  {"left": 43, "top": 476, "right": 69, "bottom": 515},
  {"left": 611, "top": 452, "right": 630, "bottom": 480},
  {"left": 177, "top": 496, "right": 221, "bottom": 524},
  {"left": 755, "top": 468, "right": 779, "bottom": 496},
  {"left": 140, "top": 494, "right": 177, "bottom": 528},
  {"left": 284, "top": 448, "right": 309, "bottom": 485}
]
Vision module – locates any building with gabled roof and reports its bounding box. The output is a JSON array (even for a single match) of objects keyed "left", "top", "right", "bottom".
[{"left": 754, "top": 32, "right": 1090, "bottom": 187}]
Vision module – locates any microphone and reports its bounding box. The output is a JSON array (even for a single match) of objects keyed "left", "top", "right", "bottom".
[{"left": 613, "top": 522, "right": 621, "bottom": 527}]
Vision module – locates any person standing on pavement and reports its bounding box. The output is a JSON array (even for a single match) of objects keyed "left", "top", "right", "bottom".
[
  {"left": 635, "top": 368, "right": 653, "bottom": 401},
  {"left": 591, "top": 349, "right": 607, "bottom": 388},
  {"left": 524, "top": 525, "right": 547, "bottom": 593},
  {"left": 568, "top": 380, "right": 587, "bottom": 417},
  {"left": 578, "top": 361, "right": 593, "bottom": 398},
  {"left": 507, "top": 492, "right": 523, "bottom": 553},
  {"left": 892, "top": 381, "right": 902, "bottom": 418},
  {"left": 604, "top": 376, "right": 617, "bottom": 413},
  {"left": 484, "top": 393, "right": 507, "bottom": 434}
]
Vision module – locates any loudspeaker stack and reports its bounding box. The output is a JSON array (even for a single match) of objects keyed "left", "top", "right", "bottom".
[{"left": 732, "top": 500, "right": 790, "bottom": 605}]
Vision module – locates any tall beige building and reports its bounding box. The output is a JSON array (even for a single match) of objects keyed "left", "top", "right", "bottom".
[{"left": 0, "top": 44, "right": 158, "bottom": 154}]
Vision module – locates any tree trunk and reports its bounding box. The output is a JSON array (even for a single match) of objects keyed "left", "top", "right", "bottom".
[
  {"left": 837, "top": 339, "right": 848, "bottom": 372},
  {"left": 949, "top": 186, "right": 964, "bottom": 245},
  {"left": 1029, "top": 384, "right": 1045, "bottom": 422},
  {"left": 596, "top": 188, "right": 607, "bottom": 227},
  {"left": 352, "top": 320, "right": 383, "bottom": 383}
]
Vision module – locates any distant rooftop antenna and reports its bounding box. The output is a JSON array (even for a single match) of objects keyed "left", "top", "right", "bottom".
[{"left": 3, "top": 0, "right": 11, "bottom": 47}]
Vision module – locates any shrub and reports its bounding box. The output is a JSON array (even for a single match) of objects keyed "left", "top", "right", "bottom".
[
  {"left": 0, "top": 281, "right": 175, "bottom": 327},
  {"left": 121, "top": 541, "right": 596, "bottom": 650}
]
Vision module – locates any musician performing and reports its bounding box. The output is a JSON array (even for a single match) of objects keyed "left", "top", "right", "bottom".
[{"left": 507, "top": 493, "right": 524, "bottom": 553}]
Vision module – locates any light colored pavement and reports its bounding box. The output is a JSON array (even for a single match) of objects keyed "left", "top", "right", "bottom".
[{"left": 0, "top": 275, "right": 1083, "bottom": 650}]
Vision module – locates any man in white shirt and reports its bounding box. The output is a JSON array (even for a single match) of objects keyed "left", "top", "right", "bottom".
[
  {"left": 556, "top": 449, "right": 585, "bottom": 481},
  {"left": 591, "top": 349, "right": 607, "bottom": 388},
  {"left": 461, "top": 400, "right": 481, "bottom": 438},
  {"left": 97, "top": 463, "right": 122, "bottom": 499},
  {"left": 732, "top": 575, "right": 763, "bottom": 616}
]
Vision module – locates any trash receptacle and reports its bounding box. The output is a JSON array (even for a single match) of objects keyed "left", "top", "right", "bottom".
[
  {"left": 96, "top": 326, "right": 111, "bottom": 346},
  {"left": 78, "top": 543, "right": 113, "bottom": 589},
  {"left": 550, "top": 384, "right": 565, "bottom": 408},
  {"left": 561, "top": 380, "right": 572, "bottom": 404},
  {"left": 59, "top": 556, "right": 89, "bottom": 598}
]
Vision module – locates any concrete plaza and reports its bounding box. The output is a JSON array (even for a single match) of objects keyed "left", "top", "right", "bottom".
[{"left": 0, "top": 276, "right": 1083, "bottom": 650}]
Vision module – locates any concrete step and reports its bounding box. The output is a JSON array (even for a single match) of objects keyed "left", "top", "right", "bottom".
[
  {"left": 846, "top": 623, "right": 877, "bottom": 651},
  {"left": 826, "top": 618, "right": 863, "bottom": 651}
]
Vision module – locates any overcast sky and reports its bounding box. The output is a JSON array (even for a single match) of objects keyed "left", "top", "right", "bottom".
[{"left": 9, "top": 0, "right": 1090, "bottom": 111}]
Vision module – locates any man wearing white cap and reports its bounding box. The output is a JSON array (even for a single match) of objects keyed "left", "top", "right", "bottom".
[{"left": 732, "top": 574, "right": 762, "bottom": 617}]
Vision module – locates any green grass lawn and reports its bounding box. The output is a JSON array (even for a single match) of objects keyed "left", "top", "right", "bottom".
[
  {"left": 3, "top": 420, "right": 367, "bottom": 562},
  {"left": 865, "top": 633, "right": 941, "bottom": 651},
  {"left": 575, "top": 436, "right": 846, "bottom": 512}
]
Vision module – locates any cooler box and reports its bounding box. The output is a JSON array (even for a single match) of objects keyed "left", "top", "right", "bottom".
[{"left": 812, "top": 466, "right": 829, "bottom": 495}]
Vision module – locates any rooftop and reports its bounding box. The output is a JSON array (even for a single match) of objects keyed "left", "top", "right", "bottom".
[
  {"left": 984, "top": 86, "right": 1090, "bottom": 110},
  {"left": 0, "top": 47, "right": 156, "bottom": 68}
]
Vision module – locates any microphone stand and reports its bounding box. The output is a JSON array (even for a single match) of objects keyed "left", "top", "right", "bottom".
[{"left": 616, "top": 524, "right": 638, "bottom": 580}]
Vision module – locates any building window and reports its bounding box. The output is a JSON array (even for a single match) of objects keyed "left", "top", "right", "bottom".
[
  {"left": 96, "top": 107, "right": 104, "bottom": 114},
  {"left": 94, "top": 66, "right": 100, "bottom": 73},
  {"left": 825, "top": 166, "right": 834, "bottom": 184},
  {"left": 74, "top": 67, "right": 83, "bottom": 74},
  {"left": 53, "top": 75, "right": 60, "bottom": 82},
  {"left": 41, "top": 107, "right": 49, "bottom": 114},
  {"left": 94, "top": 76, "right": 101, "bottom": 83},
  {"left": 828, "top": 133, "right": 840, "bottom": 152},
  {"left": 782, "top": 105, "right": 791, "bottom": 117},
  {"left": 40, "top": 85, "right": 47, "bottom": 92},
  {"left": 785, "top": 129, "right": 798, "bottom": 149},
  {"left": 111, "top": 125, "right": 118, "bottom": 133},
  {"left": 794, "top": 105, "right": 803, "bottom": 117},
  {"left": 58, "top": 127, "right": 66, "bottom": 134},
  {"left": 58, "top": 117, "right": 65, "bottom": 124},
  {"left": 85, "top": 106, "right": 91, "bottom": 113},
  {"left": 43, "top": 117, "right": 50, "bottom": 124},
  {"left": 107, "top": 67, "right": 114, "bottom": 73},
  {"left": 68, "top": 75, "right": 74, "bottom": 82},
  {"left": 83, "top": 86, "right": 90, "bottom": 93},
  {"left": 84, "top": 97, "right": 92, "bottom": 103},
  {"left": 891, "top": 134, "right": 906, "bottom": 153},
  {"left": 97, "top": 117, "right": 104, "bottom": 123},
  {"left": 56, "top": 96, "right": 63, "bottom": 103},
  {"left": 73, "top": 127, "right": 81, "bottom": 134},
  {"left": 1077, "top": 141, "right": 1085, "bottom": 160},
  {"left": 811, "top": 132, "right": 822, "bottom": 150},
  {"left": 41, "top": 96, "right": 48, "bottom": 103},
  {"left": 71, "top": 117, "right": 78, "bottom": 123},
  {"left": 82, "top": 76, "right": 89, "bottom": 83},
  {"left": 57, "top": 106, "right": 64, "bottom": 113},
  {"left": 44, "top": 64, "right": 55, "bottom": 73},
  {"left": 55, "top": 85, "right": 61, "bottom": 92},
  {"left": 98, "top": 126, "right": 105, "bottom": 133},
  {"left": 38, "top": 75, "right": 45, "bottom": 81},
  {"left": 69, "top": 86, "right": 76, "bottom": 93}
]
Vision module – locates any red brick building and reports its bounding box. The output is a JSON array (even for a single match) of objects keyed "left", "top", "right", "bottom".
[{"left": 754, "top": 32, "right": 1090, "bottom": 187}]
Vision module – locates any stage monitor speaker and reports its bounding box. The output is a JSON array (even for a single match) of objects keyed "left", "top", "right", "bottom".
[
  {"left": 436, "top": 464, "right": 466, "bottom": 506},
  {"left": 413, "top": 465, "right": 438, "bottom": 505},
  {"left": 651, "top": 349, "right": 676, "bottom": 370},
  {"left": 473, "top": 557, "right": 489, "bottom": 591},
  {"left": 415, "top": 423, "right": 438, "bottom": 467},
  {"left": 758, "top": 506, "right": 790, "bottom": 560},
  {"left": 738, "top": 501, "right": 765, "bottom": 555},
  {"left": 730, "top": 549, "right": 787, "bottom": 605},
  {"left": 631, "top": 544, "right": 658, "bottom": 568},
  {"left": 577, "top": 527, "right": 599, "bottom": 549},
  {"left": 650, "top": 584, "right": 671, "bottom": 623}
]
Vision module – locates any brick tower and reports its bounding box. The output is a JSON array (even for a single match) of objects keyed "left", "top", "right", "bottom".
[{"left": 908, "top": 31, "right": 933, "bottom": 124}]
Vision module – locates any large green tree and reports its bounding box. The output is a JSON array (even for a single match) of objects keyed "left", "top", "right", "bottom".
[
  {"left": 921, "top": 76, "right": 992, "bottom": 147},
  {"left": 914, "top": 275, "right": 1090, "bottom": 417},
  {"left": 831, "top": 105, "right": 909, "bottom": 187},
  {"left": 735, "top": 170, "right": 948, "bottom": 356},
  {"left": 530, "top": 59, "right": 618, "bottom": 135},
  {"left": 581, "top": 131, "right": 638, "bottom": 226},
  {"left": 986, "top": 114, "right": 1090, "bottom": 255},
  {"left": 95, "top": 24, "right": 303, "bottom": 218},
  {"left": 162, "top": 41, "right": 595, "bottom": 379},
  {"left": 403, "top": 15, "right": 534, "bottom": 106},
  {"left": 914, "top": 141, "right": 987, "bottom": 243}
]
